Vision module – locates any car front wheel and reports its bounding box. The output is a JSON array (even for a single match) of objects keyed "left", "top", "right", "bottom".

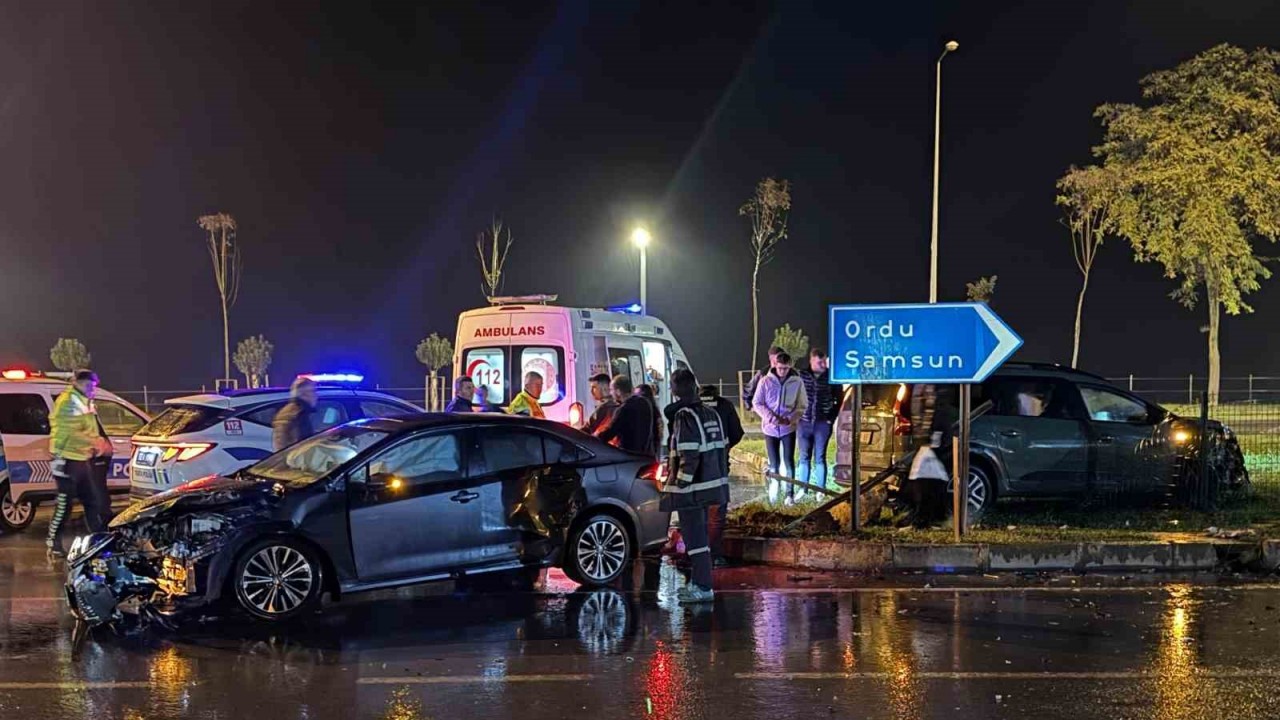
[
  {"left": 564, "top": 514, "right": 632, "bottom": 586},
  {"left": 0, "top": 486, "right": 35, "bottom": 532},
  {"left": 232, "top": 538, "right": 323, "bottom": 622}
]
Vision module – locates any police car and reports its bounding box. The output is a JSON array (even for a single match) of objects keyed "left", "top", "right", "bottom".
[
  {"left": 128, "top": 375, "right": 421, "bottom": 499},
  {"left": 0, "top": 369, "right": 149, "bottom": 532}
]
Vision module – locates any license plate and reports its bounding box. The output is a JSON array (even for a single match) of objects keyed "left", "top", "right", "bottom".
[
  {"left": 132, "top": 466, "right": 159, "bottom": 486},
  {"left": 135, "top": 449, "right": 160, "bottom": 468}
]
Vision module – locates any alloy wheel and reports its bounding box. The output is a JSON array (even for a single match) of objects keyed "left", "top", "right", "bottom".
[
  {"left": 1, "top": 493, "right": 33, "bottom": 528},
  {"left": 239, "top": 545, "right": 314, "bottom": 615},
  {"left": 967, "top": 469, "right": 989, "bottom": 517},
  {"left": 575, "top": 519, "right": 628, "bottom": 583}
]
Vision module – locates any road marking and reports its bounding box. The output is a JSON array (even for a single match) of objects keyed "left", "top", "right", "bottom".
[
  {"left": 737, "top": 670, "right": 1280, "bottom": 681},
  {"left": 0, "top": 681, "right": 151, "bottom": 690},
  {"left": 358, "top": 674, "right": 593, "bottom": 685}
]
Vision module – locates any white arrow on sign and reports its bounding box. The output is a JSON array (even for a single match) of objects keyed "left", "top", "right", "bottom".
[{"left": 972, "top": 303, "right": 1022, "bottom": 382}]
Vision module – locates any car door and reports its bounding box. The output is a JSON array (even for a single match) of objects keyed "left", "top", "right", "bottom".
[
  {"left": 347, "top": 428, "right": 487, "bottom": 582},
  {"left": 0, "top": 390, "right": 53, "bottom": 495},
  {"left": 470, "top": 426, "right": 584, "bottom": 562},
  {"left": 1077, "top": 385, "right": 1164, "bottom": 492},
  {"left": 984, "top": 377, "right": 1091, "bottom": 493}
]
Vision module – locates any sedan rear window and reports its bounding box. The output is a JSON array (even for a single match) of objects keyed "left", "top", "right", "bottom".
[{"left": 137, "top": 405, "right": 233, "bottom": 438}]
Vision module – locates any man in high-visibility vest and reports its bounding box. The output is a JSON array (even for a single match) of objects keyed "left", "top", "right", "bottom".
[
  {"left": 47, "top": 370, "right": 113, "bottom": 558},
  {"left": 506, "top": 371, "right": 546, "bottom": 419}
]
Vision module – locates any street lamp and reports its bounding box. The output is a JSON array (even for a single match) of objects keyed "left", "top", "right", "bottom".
[
  {"left": 631, "top": 227, "right": 651, "bottom": 315},
  {"left": 929, "top": 39, "right": 958, "bottom": 304}
]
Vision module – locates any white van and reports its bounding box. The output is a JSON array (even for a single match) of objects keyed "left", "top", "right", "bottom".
[
  {"left": 0, "top": 369, "right": 149, "bottom": 532},
  {"left": 454, "top": 296, "right": 694, "bottom": 426}
]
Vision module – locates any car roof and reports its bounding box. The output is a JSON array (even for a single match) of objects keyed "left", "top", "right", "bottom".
[
  {"left": 992, "top": 362, "right": 1112, "bottom": 384},
  {"left": 164, "top": 388, "right": 419, "bottom": 409}
]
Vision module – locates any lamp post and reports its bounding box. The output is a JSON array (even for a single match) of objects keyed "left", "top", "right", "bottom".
[
  {"left": 631, "top": 227, "right": 651, "bottom": 315},
  {"left": 929, "top": 39, "right": 959, "bottom": 304}
]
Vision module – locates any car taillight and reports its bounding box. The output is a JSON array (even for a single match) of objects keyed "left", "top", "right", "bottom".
[
  {"left": 638, "top": 461, "right": 670, "bottom": 491},
  {"left": 568, "top": 402, "right": 584, "bottom": 428},
  {"left": 157, "top": 443, "right": 216, "bottom": 462}
]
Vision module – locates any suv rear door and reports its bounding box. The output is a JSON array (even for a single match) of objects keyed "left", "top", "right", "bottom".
[{"left": 984, "top": 376, "right": 1090, "bottom": 493}]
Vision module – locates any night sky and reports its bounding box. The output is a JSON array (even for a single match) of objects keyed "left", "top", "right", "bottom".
[{"left": 3, "top": 0, "right": 1280, "bottom": 394}]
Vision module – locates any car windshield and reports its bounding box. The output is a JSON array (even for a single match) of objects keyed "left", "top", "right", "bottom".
[{"left": 247, "top": 424, "right": 390, "bottom": 486}]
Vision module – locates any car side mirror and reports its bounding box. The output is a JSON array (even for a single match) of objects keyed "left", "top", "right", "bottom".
[{"left": 367, "top": 472, "right": 392, "bottom": 490}]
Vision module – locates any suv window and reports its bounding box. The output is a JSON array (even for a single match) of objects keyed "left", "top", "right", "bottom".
[
  {"left": 139, "top": 404, "right": 233, "bottom": 437},
  {"left": 359, "top": 399, "right": 416, "bottom": 419},
  {"left": 986, "top": 378, "right": 1080, "bottom": 420},
  {"left": 241, "top": 402, "right": 287, "bottom": 427},
  {"left": 313, "top": 400, "right": 350, "bottom": 432},
  {"left": 96, "top": 399, "right": 146, "bottom": 437},
  {"left": 1079, "top": 386, "right": 1150, "bottom": 424},
  {"left": 0, "top": 394, "right": 50, "bottom": 435}
]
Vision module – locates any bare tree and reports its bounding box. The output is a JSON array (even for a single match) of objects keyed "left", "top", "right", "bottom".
[
  {"left": 198, "top": 213, "right": 242, "bottom": 382},
  {"left": 476, "top": 218, "right": 513, "bottom": 300},
  {"left": 1056, "top": 165, "right": 1118, "bottom": 368},
  {"left": 739, "top": 178, "right": 791, "bottom": 371}
]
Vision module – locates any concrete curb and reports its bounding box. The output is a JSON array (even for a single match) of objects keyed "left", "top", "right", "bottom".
[{"left": 722, "top": 535, "right": 1267, "bottom": 573}]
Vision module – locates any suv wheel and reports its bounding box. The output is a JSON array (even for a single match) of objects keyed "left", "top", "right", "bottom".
[
  {"left": 0, "top": 485, "right": 35, "bottom": 532},
  {"left": 564, "top": 514, "right": 631, "bottom": 586},
  {"left": 966, "top": 464, "right": 996, "bottom": 519},
  {"left": 233, "top": 538, "right": 323, "bottom": 622}
]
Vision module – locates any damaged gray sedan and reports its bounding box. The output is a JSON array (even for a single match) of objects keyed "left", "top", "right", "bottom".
[{"left": 67, "top": 414, "right": 662, "bottom": 629}]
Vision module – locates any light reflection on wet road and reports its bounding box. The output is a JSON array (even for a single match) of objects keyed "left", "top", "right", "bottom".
[{"left": 2, "top": 512, "right": 1280, "bottom": 719}]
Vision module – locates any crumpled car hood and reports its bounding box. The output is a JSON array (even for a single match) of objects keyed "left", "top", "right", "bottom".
[{"left": 111, "top": 475, "right": 276, "bottom": 527}]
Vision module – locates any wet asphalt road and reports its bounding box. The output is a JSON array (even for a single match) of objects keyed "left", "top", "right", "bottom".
[{"left": 4, "top": 507, "right": 1280, "bottom": 719}]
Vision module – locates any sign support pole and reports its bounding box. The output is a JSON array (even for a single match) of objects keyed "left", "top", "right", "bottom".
[
  {"left": 850, "top": 384, "right": 862, "bottom": 533},
  {"left": 953, "top": 384, "right": 971, "bottom": 541}
]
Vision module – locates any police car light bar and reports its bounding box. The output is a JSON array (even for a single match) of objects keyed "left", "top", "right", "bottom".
[
  {"left": 1, "top": 369, "right": 31, "bottom": 380},
  {"left": 300, "top": 373, "right": 365, "bottom": 384}
]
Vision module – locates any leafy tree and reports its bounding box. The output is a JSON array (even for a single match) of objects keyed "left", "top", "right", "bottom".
[
  {"left": 770, "top": 324, "right": 809, "bottom": 364},
  {"left": 49, "top": 338, "right": 91, "bottom": 371},
  {"left": 232, "top": 335, "right": 274, "bottom": 389},
  {"left": 198, "top": 213, "right": 242, "bottom": 382},
  {"left": 965, "top": 275, "right": 998, "bottom": 303},
  {"left": 739, "top": 178, "right": 791, "bottom": 371},
  {"left": 416, "top": 333, "right": 454, "bottom": 410},
  {"left": 1056, "top": 165, "right": 1119, "bottom": 368},
  {"left": 477, "top": 218, "right": 513, "bottom": 300},
  {"left": 1092, "top": 44, "right": 1280, "bottom": 402}
]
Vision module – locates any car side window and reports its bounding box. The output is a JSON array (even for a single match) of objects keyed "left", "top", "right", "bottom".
[
  {"left": 477, "top": 428, "right": 548, "bottom": 475},
  {"left": 359, "top": 399, "right": 416, "bottom": 418},
  {"left": 368, "top": 432, "right": 464, "bottom": 488},
  {"left": 544, "top": 435, "right": 592, "bottom": 464},
  {"left": 0, "top": 394, "right": 50, "bottom": 435},
  {"left": 242, "top": 402, "right": 287, "bottom": 427},
  {"left": 1079, "top": 387, "right": 1150, "bottom": 424},
  {"left": 312, "top": 400, "right": 350, "bottom": 432},
  {"left": 987, "top": 379, "right": 1078, "bottom": 420},
  {"left": 95, "top": 400, "right": 146, "bottom": 437}
]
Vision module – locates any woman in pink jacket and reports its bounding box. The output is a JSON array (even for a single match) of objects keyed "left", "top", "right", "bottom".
[{"left": 752, "top": 352, "right": 808, "bottom": 504}]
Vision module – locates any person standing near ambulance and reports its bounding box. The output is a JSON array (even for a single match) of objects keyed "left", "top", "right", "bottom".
[
  {"left": 47, "top": 370, "right": 113, "bottom": 558},
  {"left": 507, "top": 372, "right": 546, "bottom": 418}
]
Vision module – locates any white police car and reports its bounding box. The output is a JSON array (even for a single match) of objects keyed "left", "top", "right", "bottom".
[
  {"left": 129, "top": 376, "right": 421, "bottom": 499},
  {"left": 0, "top": 369, "right": 149, "bottom": 532}
]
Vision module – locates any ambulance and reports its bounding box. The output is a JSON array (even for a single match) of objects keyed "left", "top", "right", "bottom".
[
  {"left": 453, "top": 296, "right": 694, "bottom": 426},
  {"left": 0, "top": 369, "right": 148, "bottom": 532}
]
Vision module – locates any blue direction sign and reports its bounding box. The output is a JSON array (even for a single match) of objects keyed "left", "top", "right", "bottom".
[{"left": 828, "top": 302, "right": 1022, "bottom": 385}]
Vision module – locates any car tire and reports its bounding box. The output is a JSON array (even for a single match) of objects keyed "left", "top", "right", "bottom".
[
  {"left": 0, "top": 485, "right": 35, "bottom": 533},
  {"left": 563, "top": 513, "right": 632, "bottom": 587},
  {"left": 965, "top": 462, "right": 996, "bottom": 521},
  {"left": 232, "top": 537, "right": 324, "bottom": 622}
]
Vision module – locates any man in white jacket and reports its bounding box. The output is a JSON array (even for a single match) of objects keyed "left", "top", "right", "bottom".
[{"left": 752, "top": 352, "right": 808, "bottom": 505}]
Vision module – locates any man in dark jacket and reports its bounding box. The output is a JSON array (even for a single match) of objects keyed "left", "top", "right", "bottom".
[
  {"left": 583, "top": 373, "right": 617, "bottom": 434},
  {"left": 445, "top": 377, "right": 476, "bottom": 413},
  {"left": 597, "top": 375, "right": 657, "bottom": 456},
  {"left": 272, "top": 377, "right": 317, "bottom": 451},
  {"left": 797, "top": 348, "right": 841, "bottom": 490},
  {"left": 662, "top": 368, "right": 730, "bottom": 604},
  {"left": 700, "top": 383, "right": 743, "bottom": 564}
]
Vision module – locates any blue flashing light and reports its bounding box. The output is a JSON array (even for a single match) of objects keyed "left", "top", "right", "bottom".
[
  {"left": 607, "top": 303, "right": 643, "bottom": 315},
  {"left": 300, "top": 372, "right": 365, "bottom": 384}
]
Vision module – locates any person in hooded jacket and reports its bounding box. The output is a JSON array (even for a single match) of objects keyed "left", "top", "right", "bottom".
[{"left": 752, "top": 352, "right": 808, "bottom": 505}]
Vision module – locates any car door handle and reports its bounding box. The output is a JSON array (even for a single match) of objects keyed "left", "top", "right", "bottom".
[
  {"left": 1098, "top": 435, "right": 1114, "bottom": 445},
  {"left": 1000, "top": 430, "right": 1021, "bottom": 438},
  {"left": 450, "top": 490, "right": 480, "bottom": 504}
]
